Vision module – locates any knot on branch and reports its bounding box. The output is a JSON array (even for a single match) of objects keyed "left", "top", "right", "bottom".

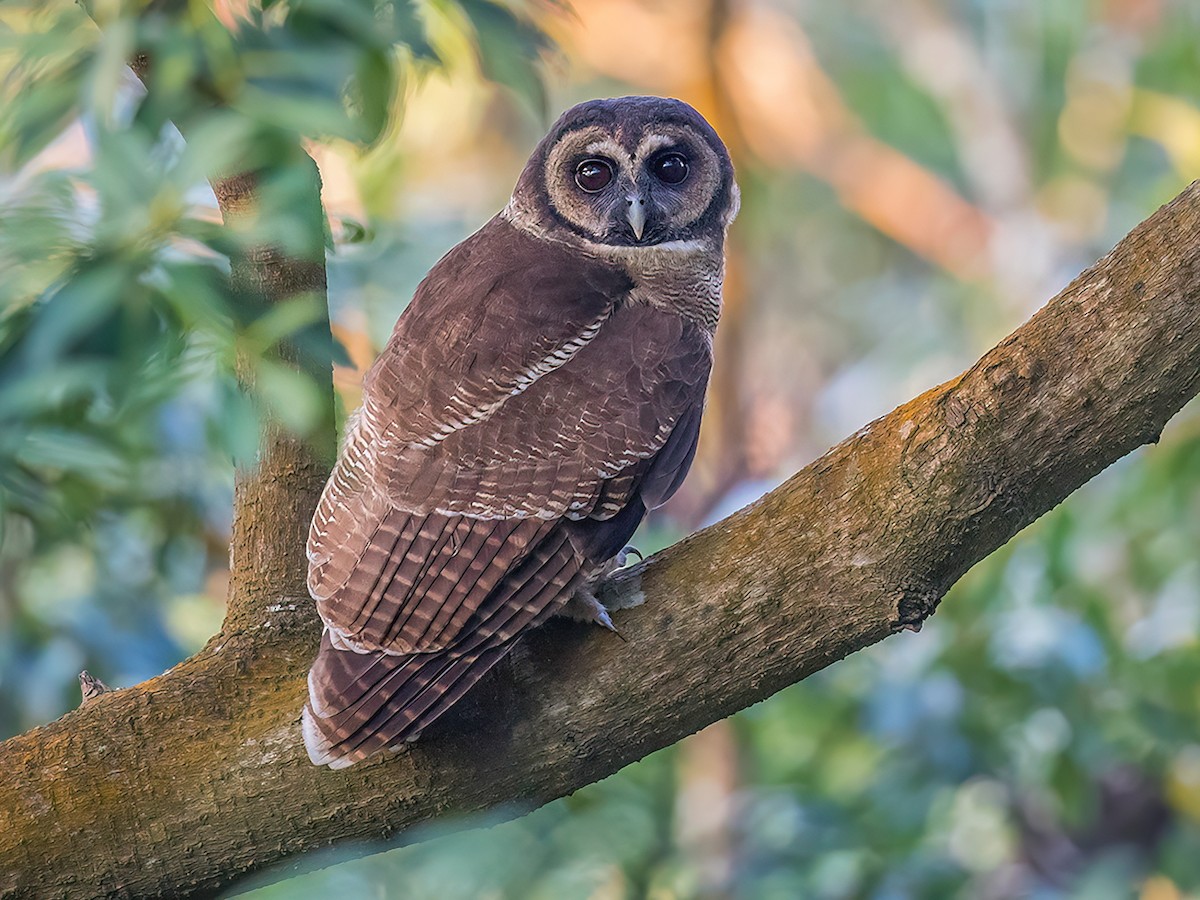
[
  {"left": 892, "top": 582, "right": 944, "bottom": 634},
  {"left": 78, "top": 671, "right": 111, "bottom": 705}
]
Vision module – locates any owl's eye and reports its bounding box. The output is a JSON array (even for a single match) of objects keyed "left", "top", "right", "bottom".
[
  {"left": 651, "top": 152, "right": 689, "bottom": 185},
  {"left": 575, "top": 158, "right": 614, "bottom": 193}
]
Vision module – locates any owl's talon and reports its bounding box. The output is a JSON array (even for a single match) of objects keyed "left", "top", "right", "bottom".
[
  {"left": 592, "top": 603, "right": 627, "bottom": 640},
  {"left": 593, "top": 603, "right": 614, "bottom": 630},
  {"left": 616, "top": 545, "right": 643, "bottom": 567},
  {"left": 561, "top": 584, "right": 626, "bottom": 639}
]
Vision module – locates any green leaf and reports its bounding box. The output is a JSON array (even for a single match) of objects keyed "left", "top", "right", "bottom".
[
  {"left": 208, "top": 376, "right": 262, "bottom": 466},
  {"left": 14, "top": 428, "right": 129, "bottom": 490},
  {"left": 349, "top": 46, "right": 396, "bottom": 144},
  {"left": 458, "top": 0, "right": 548, "bottom": 117},
  {"left": 253, "top": 357, "right": 326, "bottom": 436},
  {"left": 17, "top": 262, "right": 129, "bottom": 367},
  {"left": 0, "top": 7, "right": 96, "bottom": 168},
  {"left": 243, "top": 293, "right": 325, "bottom": 352},
  {"left": 395, "top": 0, "right": 437, "bottom": 61}
]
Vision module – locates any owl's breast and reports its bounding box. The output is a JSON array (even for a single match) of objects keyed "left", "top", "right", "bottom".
[{"left": 605, "top": 241, "right": 725, "bottom": 331}]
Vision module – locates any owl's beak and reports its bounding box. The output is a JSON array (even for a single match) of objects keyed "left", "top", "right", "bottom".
[{"left": 625, "top": 194, "right": 647, "bottom": 241}]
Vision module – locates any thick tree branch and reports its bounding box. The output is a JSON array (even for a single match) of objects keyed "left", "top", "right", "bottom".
[{"left": 3, "top": 173, "right": 1200, "bottom": 897}]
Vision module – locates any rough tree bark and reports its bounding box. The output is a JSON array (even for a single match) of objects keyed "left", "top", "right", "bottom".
[{"left": 3, "top": 161, "right": 1200, "bottom": 894}]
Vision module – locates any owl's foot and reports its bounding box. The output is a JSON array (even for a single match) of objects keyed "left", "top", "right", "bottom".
[
  {"left": 591, "top": 545, "right": 646, "bottom": 613},
  {"left": 559, "top": 544, "right": 647, "bottom": 633},
  {"left": 592, "top": 545, "right": 642, "bottom": 580},
  {"left": 561, "top": 585, "right": 626, "bottom": 640}
]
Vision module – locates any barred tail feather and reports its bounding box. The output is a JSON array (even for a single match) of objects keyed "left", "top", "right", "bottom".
[
  {"left": 303, "top": 522, "right": 586, "bottom": 768},
  {"left": 302, "top": 633, "right": 511, "bottom": 769}
]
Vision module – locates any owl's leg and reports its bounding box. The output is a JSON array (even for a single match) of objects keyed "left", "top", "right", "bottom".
[
  {"left": 592, "top": 545, "right": 646, "bottom": 614},
  {"left": 558, "top": 545, "right": 646, "bottom": 632},
  {"left": 560, "top": 584, "right": 621, "bottom": 634}
]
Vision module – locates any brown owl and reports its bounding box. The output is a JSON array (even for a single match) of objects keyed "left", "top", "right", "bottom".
[{"left": 303, "top": 96, "right": 739, "bottom": 768}]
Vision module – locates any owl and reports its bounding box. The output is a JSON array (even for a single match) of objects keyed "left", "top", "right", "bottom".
[{"left": 303, "top": 96, "right": 739, "bottom": 768}]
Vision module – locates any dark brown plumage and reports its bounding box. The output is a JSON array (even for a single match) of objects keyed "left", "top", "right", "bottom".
[{"left": 303, "top": 96, "right": 738, "bottom": 768}]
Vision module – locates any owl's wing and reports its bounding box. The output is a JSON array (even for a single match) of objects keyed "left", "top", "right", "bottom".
[
  {"left": 303, "top": 219, "right": 712, "bottom": 766},
  {"left": 310, "top": 301, "right": 709, "bottom": 654}
]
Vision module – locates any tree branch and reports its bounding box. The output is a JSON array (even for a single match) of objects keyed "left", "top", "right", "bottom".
[{"left": 3, "top": 166, "right": 1200, "bottom": 896}]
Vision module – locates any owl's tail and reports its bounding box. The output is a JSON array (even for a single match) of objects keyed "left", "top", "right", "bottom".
[{"left": 301, "top": 630, "right": 509, "bottom": 769}]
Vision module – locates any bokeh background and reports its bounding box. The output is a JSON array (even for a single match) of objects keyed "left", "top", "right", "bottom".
[{"left": 5, "top": 0, "right": 1200, "bottom": 897}]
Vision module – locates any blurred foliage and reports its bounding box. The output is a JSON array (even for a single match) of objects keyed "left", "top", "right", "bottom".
[{"left": 6, "top": 0, "right": 1200, "bottom": 898}]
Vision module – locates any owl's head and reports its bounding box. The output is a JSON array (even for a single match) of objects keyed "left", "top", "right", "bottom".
[{"left": 506, "top": 96, "right": 739, "bottom": 250}]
